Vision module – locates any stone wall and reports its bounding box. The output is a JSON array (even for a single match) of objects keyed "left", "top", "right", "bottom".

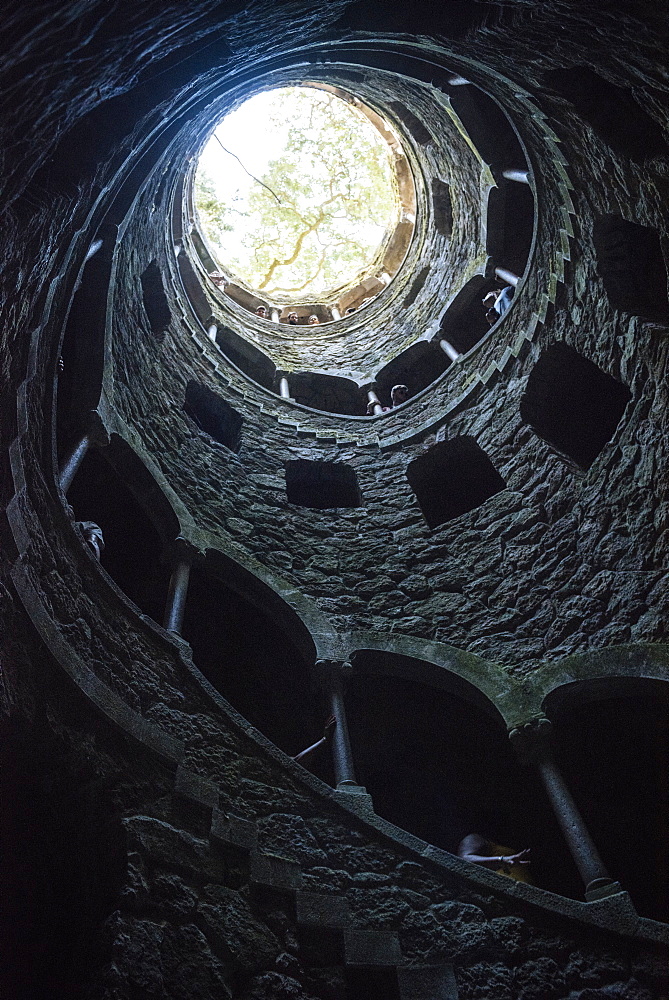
[{"left": 2, "top": 1, "right": 668, "bottom": 997}]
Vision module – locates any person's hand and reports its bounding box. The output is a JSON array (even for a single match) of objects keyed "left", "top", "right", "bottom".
[
  {"left": 323, "top": 715, "right": 336, "bottom": 739},
  {"left": 503, "top": 848, "right": 530, "bottom": 865}
]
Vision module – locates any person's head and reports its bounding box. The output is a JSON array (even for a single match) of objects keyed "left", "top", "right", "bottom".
[
  {"left": 255, "top": 305, "right": 267, "bottom": 318},
  {"left": 209, "top": 271, "right": 226, "bottom": 288},
  {"left": 345, "top": 306, "right": 357, "bottom": 315},
  {"left": 391, "top": 384, "right": 409, "bottom": 406},
  {"left": 77, "top": 521, "right": 104, "bottom": 561},
  {"left": 482, "top": 291, "right": 499, "bottom": 310},
  {"left": 307, "top": 314, "right": 320, "bottom": 325},
  {"left": 287, "top": 311, "right": 299, "bottom": 325}
]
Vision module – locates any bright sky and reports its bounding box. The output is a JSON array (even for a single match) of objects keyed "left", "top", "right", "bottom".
[{"left": 194, "top": 86, "right": 400, "bottom": 298}]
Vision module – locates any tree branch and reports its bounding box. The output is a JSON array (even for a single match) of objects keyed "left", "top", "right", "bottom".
[{"left": 213, "top": 133, "right": 282, "bottom": 205}]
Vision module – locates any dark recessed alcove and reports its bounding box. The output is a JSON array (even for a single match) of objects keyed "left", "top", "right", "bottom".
[
  {"left": 387, "top": 102, "right": 433, "bottom": 145},
  {"left": 439, "top": 275, "right": 491, "bottom": 354},
  {"left": 181, "top": 560, "right": 333, "bottom": 785},
  {"left": 288, "top": 372, "right": 363, "bottom": 415},
  {"left": 346, "top": 654, "right": 581, "bottom": 898},
  {"left": 547, "top": 680, "right": 669, "bottom": 922},
  {"left": 407, "top": 437, "right": 506, "bottom": 528},
  {"left": 184, "top": 381, "right": 243, "bottom": 452},
  {"left": 403, "top": 265, "right": 431, "bottom": 308},
  {"left": 66, "top": 445, "right": 171, "bottom": 622},
  {"left": 140, "top": 260, "right": 171, "bottom": 337},
  {"left": 543, "top": 66, "right": 669, "bottom": 162},
  {"left": 374, "top": 341, "right": 451, "bottom": 404},
  {"left": 520, "top": 343, "right": 632, "bottom": 468},
  {"left": 285, "top": 460, "right": 362, "bottom": 509},
  {"left": 1, "top": 725, "right": 126, "bottom": 1000},
  {"left": 593, "top": 215, "right": 669, "bottom": 322},
  {"left": 177, "top": 252, "right": 211, "bottom": 324},
  {"left": 431, "top": 178, "right": 453, "bottom": 237}
]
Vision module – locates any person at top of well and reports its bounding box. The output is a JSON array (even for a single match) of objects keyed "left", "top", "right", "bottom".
[{"left": 209, "top": 271, "right": 226, "bottom": 289}]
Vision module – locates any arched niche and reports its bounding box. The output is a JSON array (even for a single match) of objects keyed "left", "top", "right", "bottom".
[
  {"left": 447, "top": 84, "right": 527, "bottom": 170},
  {"left": 486, "top": 179, "right": 534, "bottom": 280},
  {"left": 438, "top": 275, "right": 492, "bottom": 355},
  {"left": 177, "top": 250, "right": 211, "bottom": 324},
  {"left": 180, "top": 551, "right": 331, "bottom": 783},
  {"left": 287, "top": 371, "right": 364, "bottom": 415},
  {"left": 346, "top": 650, "right": 580, "bottom": 897},
  {"left": 57, "top": 224, "right": 117, "bottom": 440},
  {"left": 544, "top": 677, "right": 669, "bottom": 922},
  {"left": 215, "top": 326, "right": 276, "bottom": 390},
  {"left": 65, "top": 436, "right": 177, "bottom": 622},
  {"left": 373, "top": 340, "right": 451, "bottom": 404}
]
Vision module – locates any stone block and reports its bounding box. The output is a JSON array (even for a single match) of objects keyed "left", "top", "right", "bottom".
[
  {"left": 296, "top": 891, "right": 349, "bottom": 929},
  {"left": 345, "top": 929, "right": 402, "bottom": 966},
  {"left": 211, "top": 808, "right": 257, "bottom": 851},
  {"left": 250, "top": 851, "right": 303, "bottom": 890},
  {"left": 397, "top": 965, "right": 458, "bottom": 999},
  {"left": 174, "top": 766, "right": 219, "bottom": 811}
]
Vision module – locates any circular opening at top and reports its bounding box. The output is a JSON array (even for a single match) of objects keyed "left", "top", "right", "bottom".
[{"left": 194, "top": 85, "right": 415, "bottom": 310}]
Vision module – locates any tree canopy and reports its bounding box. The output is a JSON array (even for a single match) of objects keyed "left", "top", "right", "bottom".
[{"left": 194, "top": 87, "right": 400, "bottom": 300}]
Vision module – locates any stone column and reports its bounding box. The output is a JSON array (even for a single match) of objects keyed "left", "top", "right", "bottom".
[
  {"left": 448, "top": 74, "right": 470, "bottom": 86},
  {"left": 510, "top": 718, "right": 622, "bottom": 900},
  {"left": 279, "top": 376, "right": 291, "bottom": 399},
  {"left": 59, "top": 411, "right": 109, "bottom": 493},
  {"left": 366, "top": 389, "right": 384, "bottom": 415},
  {"left": 494, "top": 266, "right": 520, "bottom": 287},
  {"left": 315, "top": 659, "right": 360, "bottom": 789},
  {"left": 207, "top": 323, "right": 218, "bottom": 343},
  {"left": 439, "top": 338, "right": 461, "bottom": 362},
  {"left": 502, "top": 168, "right": 530, "bottom": 185},
  {"left": 270, "top": 308, "right": 280, "bottom": 323},
  {"left": 162, "top": 537, "right": 197, "bottom": 635},
  {"left": 330, "top": 306, "right": 341, "bottom": 321}
]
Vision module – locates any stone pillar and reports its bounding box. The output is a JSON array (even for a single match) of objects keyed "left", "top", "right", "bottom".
[
  {"left": 207, "top": 323, "right": 218, "bottom": 343},
  {"left": 162, "top": 537, "right": 197, "bottom": 635},
  {"left": 330, "top": 306, "right": 341, "bottom": 321},
  {"left": 510, "top": 718, "right": 622, "bottom": 900},
  {"left": 502, "top": 168, "right": 530, "bottom": 185},
  {"left": 59, "top": 411, "right": 109, "bottom": 493},
  {"left": 366, "top": 389, "right": 384, "bottom": 416},
  {"left": 315, "top": 659, "right": 359, "bottom": 789},
  {"left": 439, "top": 338, "right": 461, "bottom": 362},
  {"left": 495, "top": 266, "right": 520, "bottom": 287},
  {"left": 448, "top": 74, "right": 470, "bottom": 86},
  {"left": 270, "top": 308, "right": 280, "bottom": 323},
  {"left": 279, "top": 376, "right": 291, "bottom": 399}
]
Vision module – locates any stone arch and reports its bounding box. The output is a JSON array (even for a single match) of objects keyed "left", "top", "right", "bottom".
[
  {"left": 542, "top": 676, "right": 669, "bottom": 921},
  {"left": 180, "top": 547, "right": 327, "bottom": 776},
  {"left": 65, "top": 434, "right": 184, "bottom": 622},
  {"left": 345, "top": 648, "right": 574, "bottom": 893}
]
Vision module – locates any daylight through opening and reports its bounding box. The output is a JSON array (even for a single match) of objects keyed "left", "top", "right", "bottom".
[{"left": 194, "top": 85, "right": 412, "bottom": 306}]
